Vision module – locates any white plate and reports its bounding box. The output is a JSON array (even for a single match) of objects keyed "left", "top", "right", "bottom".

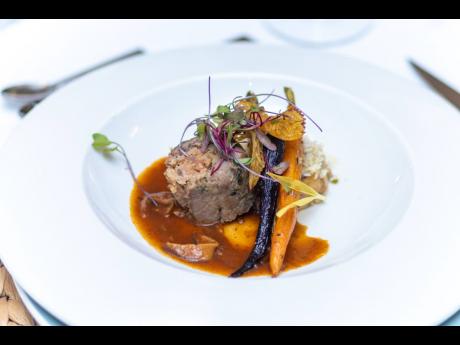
[{"left": 0, "top": 45, "right": 459, "bottom": 325}]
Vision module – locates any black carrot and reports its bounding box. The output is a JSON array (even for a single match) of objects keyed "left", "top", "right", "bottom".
[{"left": 230, "top": 135, "right": 284, "bottom": 277}]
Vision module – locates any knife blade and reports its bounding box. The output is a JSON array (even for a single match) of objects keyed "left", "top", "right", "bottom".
[{"left": 409, "top": 60, "right": 460, "bottom": 111}]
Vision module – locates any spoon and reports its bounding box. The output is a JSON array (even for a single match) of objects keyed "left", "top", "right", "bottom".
[
  {"left": 18, "top": 100, "right": 41, "bottom": 117},
  {"left": 2, "top": 48, "right": 145, "bottom": 113}
]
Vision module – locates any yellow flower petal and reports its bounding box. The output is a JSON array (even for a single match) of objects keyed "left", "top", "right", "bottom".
[
  {"left": 276, "top": 195, "right": 325, "bottom": 218},
  {"left": 268, "top": 172, "right": 322, "bottom": 197}
]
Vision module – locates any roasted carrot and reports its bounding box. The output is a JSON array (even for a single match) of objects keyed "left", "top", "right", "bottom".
[
  {"left": 230, "top": 136, "right": 285, "bottom": 278},
  {"left": 269, "top": 138, "right": 303, "bottom": 276}
]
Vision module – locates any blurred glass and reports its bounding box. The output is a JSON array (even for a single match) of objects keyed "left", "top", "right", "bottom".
[{"left": 264, "top": 19, "right": 374, "bottom": 47}]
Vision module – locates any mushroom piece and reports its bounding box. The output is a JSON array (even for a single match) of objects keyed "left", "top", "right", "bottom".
[
  {"left": 165, "top": 234, "right": 219, "bottom": 262},
  {"left": 298, "top": 175, "right": 329, "bottom": 210},
  {"left": 302, "top": 175, "right": 329, "bottom": 195},
  {"left": 140, "top": 191, "right": 175, "bottom": 218}
]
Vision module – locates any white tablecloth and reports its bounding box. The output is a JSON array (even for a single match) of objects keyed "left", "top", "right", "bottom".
[{"left": 0, "top": 19, "right": 459, "bottom": 325}]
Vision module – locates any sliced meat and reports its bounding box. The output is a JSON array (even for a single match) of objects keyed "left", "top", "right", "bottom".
[{"left": 302, "top": 175, "right": 328, "bottom": 195}]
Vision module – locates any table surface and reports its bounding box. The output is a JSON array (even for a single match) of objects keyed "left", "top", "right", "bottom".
[{"left": 0, "top": 19, "right": 459, "bottom": 326}]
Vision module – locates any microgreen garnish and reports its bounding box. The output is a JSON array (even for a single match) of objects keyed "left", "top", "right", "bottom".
[
  {"left": 216, "top": 105, "right": 231, "bottom": 114},
  {"left": 237, "top": 157, "right": 253, "bottom": 165},
  {"left": 196, "top": 122, "right": 206, "bottom": 140},
  {"left": 226, "top": 123, "right": 238, "bottom": 145},
  {"left": 246, "top": 91, "right": 259, "bottom": 105},
  {"left": 224, "top": 110, "right": 245, "bottom": 122},
  {"left": 231, "top": 92, "right": 322, "bottom": 132},
  {"left": 92, "top": 133, "right": 117, "bottom": 152},
  {"left": 91, "top": 133, "right": 158, "bottom": 207},
  {"left": 210, "top": 158, "right": 224, "bottom": 176},
  {"left": 180, "top": 78, "right": 322, "bottom": 186},
  {"left": 284, "top": 87, "right": 296, "bottom": 105}
]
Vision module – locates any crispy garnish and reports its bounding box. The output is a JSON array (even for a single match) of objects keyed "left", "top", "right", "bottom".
[
  {"left": 261, "top": 105, "right": 305, "bottom": 141},
  {"left": 248, "top": 131, "right": 265, "bottom": 190},
  {"left": 235, "top": 99, "right": 256, "bottom": 112}
]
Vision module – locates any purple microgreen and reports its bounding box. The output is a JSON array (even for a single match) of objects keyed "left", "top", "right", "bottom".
[
  {"left": 232, "top": 92, "right": 322, "bottom": 132},
  {"left": 238, "top": 124, "right": 259, "bottom": 131},
  {"left": 208, "top": 76, "right": 211, "bottom": 118},
  {"left": 178, "top": 83, "right": 320, "bottom": 186},
  {"left": 263, "top": 110, "right": 284, "bottom": 117},
  {"left": 222, "top": 130, "right": 229, "bottom": 154},
  {"left": 210, "top": 158, "right": 224, "bottom": 176},
  {"left": 91, "top": 133, "right": 158, "bottom": 207},
  {"left": 257, "top": 89, "right": 276, "bottom": 106},
  {"left": 231, "top": 95, "right": 244, "bottom": 107},
  {"left": 208, "top": 125, "right": 228, "bottom": 158},
  {"left": 238, "top": 111, "right": 282, "bottom": 132},
  {"left": 178, "top": 117, "right": 207, "bottom": 156}
]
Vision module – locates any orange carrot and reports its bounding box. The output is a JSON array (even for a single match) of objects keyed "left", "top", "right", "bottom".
[{"left": 269, "top": 139, "right": 303, "bottom": 276}]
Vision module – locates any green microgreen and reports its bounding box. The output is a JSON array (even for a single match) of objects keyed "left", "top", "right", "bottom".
[
  {"left": 196, "top": 122, "right": 206, "bottom": 140},
  {"left": 246, "top": 90, "right": 259, "bottom": 105},
  {"left": 224, "top": 110, "right": 245, "bottom": 122},
  {"left": 284, "top": 87, "right": 296, "bottom": 105},
  {"left": 91, "top": 133, "right": 158, "bottom": 206},
  {"left": 183, "top": 80, "right": 321, "bottom": 183},
  {"left": 92, "top": 133, "right": 118, "bottom": 153},
  {"left": 226, "top": 124, "right": 237, "bottom": 145},
  {"left": 216, "top": 105, "right": 232, "bottom": 114},
  {"left": 237, "top": 157, "right": 253, "bottom": 165}
]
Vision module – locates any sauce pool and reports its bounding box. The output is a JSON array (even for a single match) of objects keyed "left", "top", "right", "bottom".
[{"left": 130, "top": 157, "right": 329, "bottom": 277}]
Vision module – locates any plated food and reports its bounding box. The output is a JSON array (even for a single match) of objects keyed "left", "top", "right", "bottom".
[
  {"left": 2, "top": 45, "right": 458, "bottom": 324},
  {"left": 92, "top": 80, "right": 335, "bottom": 277}
]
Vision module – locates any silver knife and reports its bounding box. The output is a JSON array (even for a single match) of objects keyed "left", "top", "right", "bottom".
[{"left": 409, "top": 60, "right": 460, "bottom": 111}]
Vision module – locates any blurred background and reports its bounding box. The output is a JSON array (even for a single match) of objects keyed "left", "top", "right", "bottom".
[
  {"left": 1, "top": 19, "right": 459, "bottom": 146},
  {"left": 0, "top": 19, "right": 459, "bottom": 326}
]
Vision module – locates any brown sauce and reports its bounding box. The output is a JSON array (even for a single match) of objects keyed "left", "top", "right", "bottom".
[{"left": 130, "top": 157, "right": 329, "bottom": 277}]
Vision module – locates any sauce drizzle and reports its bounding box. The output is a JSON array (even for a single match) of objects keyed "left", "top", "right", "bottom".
[{"left": 130, "top": 157, "right": 329, "bottom": 276}]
